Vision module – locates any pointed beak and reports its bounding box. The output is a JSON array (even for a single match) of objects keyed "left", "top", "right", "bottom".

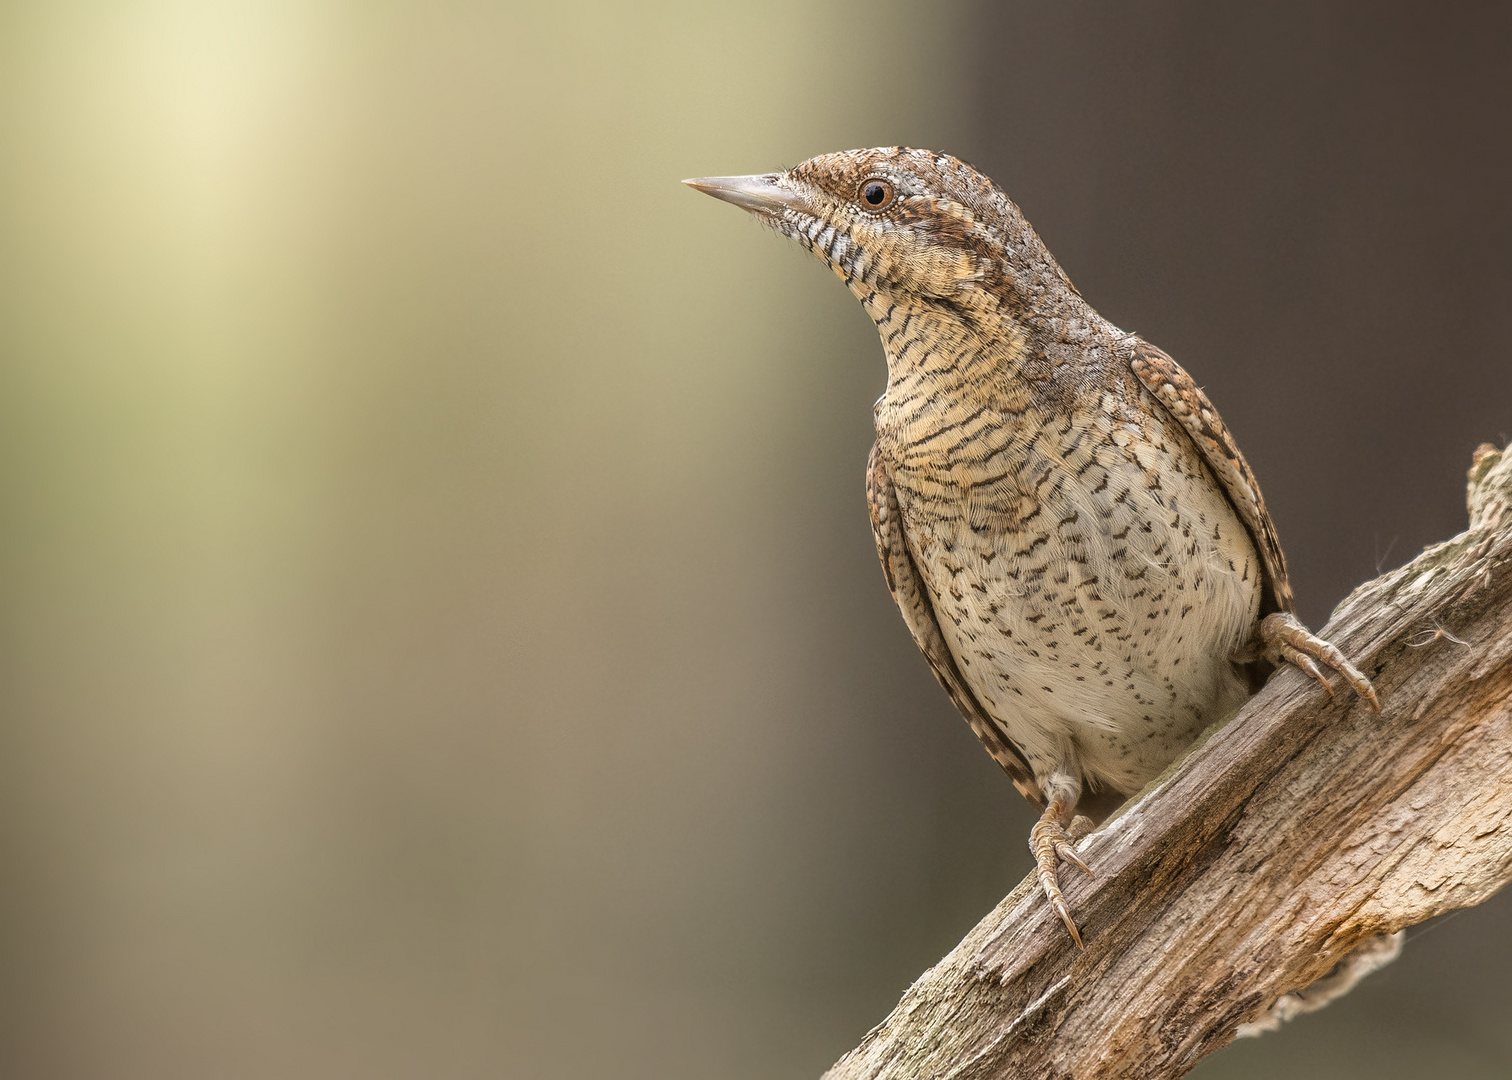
[{"left": 682, "top": 174, "right": 809, "bottom": 216}]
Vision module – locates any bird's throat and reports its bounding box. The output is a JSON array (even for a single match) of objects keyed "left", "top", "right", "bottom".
[{"left": 871, "top": 300, "right": 1035, "bottom": 429}]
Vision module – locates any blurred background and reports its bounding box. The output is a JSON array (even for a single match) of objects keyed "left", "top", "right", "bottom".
[{"left": 1, "top": 2, "right": 1508, "bottom": 1077}]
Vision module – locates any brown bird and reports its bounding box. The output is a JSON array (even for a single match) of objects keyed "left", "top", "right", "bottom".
[{"left": 685, "top": 148, "right": 1378, "bottom": 947}]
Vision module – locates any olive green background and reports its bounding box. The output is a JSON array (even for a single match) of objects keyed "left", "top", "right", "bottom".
[{"left": 1, "top": 2, "right": 1508, "bottom": 1077}]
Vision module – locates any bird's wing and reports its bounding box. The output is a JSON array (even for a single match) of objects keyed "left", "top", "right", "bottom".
[
  {"left": 866, "top": 442, "right": 1044, "bottom": 806},
  {"left": 1128, "top": 338, "right": 1294, "bottom": 616}
]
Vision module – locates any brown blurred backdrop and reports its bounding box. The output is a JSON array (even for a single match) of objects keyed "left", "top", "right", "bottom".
[{"left": 0, "top": 3, "right": 1508, "bottom": 1078}]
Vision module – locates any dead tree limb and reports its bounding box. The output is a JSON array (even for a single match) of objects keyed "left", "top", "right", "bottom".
[{"left": 823, "top": 444, "right": 1512, "bottom": 1080}]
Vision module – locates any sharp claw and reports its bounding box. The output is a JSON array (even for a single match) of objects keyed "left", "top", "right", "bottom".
[
  {"left": 1260, "top": 612, "right": 1380, "bottom": 710},
  {"left": 1335, "top": 660, "right": 1382, "bottom": 712},
  {"left": 1055, "top": 841, "right": 1093, "bottom": 878},
  {"left": 1284, "top": 647, "right": 1333, "bottom": 695},
  {"left": 1032, "top": 811, "right": 1094, "bottom": 947},
  {"left": 1036, "top": 864, "right": 1085, "bottom": 948},
  {"left": 1055, "top": 901, "right": 1085, "bottom": 950}
]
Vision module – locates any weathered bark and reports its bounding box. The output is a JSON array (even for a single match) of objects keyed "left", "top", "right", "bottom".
[{"left": 823, "top": 444, "right": 1512, "bottom": 1080}]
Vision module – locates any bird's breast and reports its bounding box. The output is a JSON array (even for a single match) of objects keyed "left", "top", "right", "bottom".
[{"left": 879, "top": 378, "right": 1262, "bottom": 793}]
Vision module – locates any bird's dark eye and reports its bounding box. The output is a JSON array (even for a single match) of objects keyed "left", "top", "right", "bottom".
[{"left": 858, "top": 178, "right": 895, "bottom": 211}]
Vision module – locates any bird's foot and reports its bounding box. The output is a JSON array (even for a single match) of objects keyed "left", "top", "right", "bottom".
[
  {"left": 1029, "top": 812, "right": 1095, "bottom": 948},
  {"left": 1254, "top": 612, "right": 1380, "bottom": 711}
]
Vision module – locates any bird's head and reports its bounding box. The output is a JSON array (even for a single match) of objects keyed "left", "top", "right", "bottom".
[{"left": 685, "top": 147, "right": 1071, "bottom": 323}]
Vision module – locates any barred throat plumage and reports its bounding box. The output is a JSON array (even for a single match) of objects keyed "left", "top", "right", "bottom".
[{"left": 686, "top": 147, "right": 1378, "bottom": 947}]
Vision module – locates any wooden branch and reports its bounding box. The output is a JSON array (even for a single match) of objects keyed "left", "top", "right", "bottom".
[{"left": 823, "top": 444, "right": 1512, "bottom": 1080}]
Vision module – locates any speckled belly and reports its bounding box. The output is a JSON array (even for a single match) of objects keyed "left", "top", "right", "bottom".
[{"left": 891, "top": 399, "right": 1262, "bottom": 796}]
